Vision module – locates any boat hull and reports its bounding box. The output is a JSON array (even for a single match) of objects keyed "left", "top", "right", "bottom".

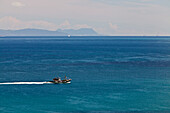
[{"left": 48, "top": 79, "right": 71, "bottom": 84}]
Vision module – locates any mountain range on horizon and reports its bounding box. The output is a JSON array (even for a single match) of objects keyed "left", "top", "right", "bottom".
[{"left": 0, "top": 28, "right": 98, "bottom": 36}]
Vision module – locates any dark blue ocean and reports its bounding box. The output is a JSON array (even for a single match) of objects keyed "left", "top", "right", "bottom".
[{"left": 0, "top": 36, "right": 170, "bottom": 113}]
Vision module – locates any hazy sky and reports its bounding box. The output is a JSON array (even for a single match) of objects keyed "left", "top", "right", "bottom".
[{"left": 0, "top": 0, "right": 170, "bottom": 35}]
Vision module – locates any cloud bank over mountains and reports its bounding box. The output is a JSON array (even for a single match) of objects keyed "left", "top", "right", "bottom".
[
  {"left": 0, "top": 0, "right": 170, "bottom": 36},
  {"left": 0, "top": 16, "right": 92, "bottom": 31}
]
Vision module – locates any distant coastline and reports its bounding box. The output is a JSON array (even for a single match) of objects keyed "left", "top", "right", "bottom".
[
  {"left": 0, "top": 28, "right": 98, "bottom": 36},
  {"left": 1, "top": 36, "right": 170, "bottom": 38}
]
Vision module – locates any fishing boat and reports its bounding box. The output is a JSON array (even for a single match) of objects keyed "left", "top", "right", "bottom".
[{"left": 48, "top": 76, "right": 71, "bottom": 84}]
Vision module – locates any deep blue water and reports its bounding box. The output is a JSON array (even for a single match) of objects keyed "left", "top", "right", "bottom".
[{"left": 0, "top": 36, "right": 170, "bottom": 113}]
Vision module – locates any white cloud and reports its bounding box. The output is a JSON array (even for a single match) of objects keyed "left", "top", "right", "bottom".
[
  {"left": 0, "top": 16, "right": 58, "bottom": 30},
  {"left": 74, "top": 24, "right": 91, "bottom": 29},
  {"left": 109, "top": 23, "right": 118, "bottom": 30},
  {"left": 58, "top": 20, "right": 71, "bottom": 29},
  {"left": 11, "top": 1, "right": 25, "bottom": 7},
  {"left": 58, "top": 20, "right": 92, "bottom": 29}
]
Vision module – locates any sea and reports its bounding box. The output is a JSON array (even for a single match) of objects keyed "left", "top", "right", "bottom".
[{"left": 0, "top": 36, "right": 170, "bottom": 113}]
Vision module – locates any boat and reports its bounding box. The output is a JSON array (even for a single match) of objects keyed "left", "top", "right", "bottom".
[{"left": 48, "top": 76, "right": 71, "bottom": 84}]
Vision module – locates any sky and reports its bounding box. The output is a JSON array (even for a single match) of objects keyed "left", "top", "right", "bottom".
[{"left": 0, "top": 0, "right": 170, "bottom": 35}]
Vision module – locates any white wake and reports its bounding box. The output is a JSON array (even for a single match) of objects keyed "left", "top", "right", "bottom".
[{"left": 0, "top": 82, "right": 52, "bottom": 85}]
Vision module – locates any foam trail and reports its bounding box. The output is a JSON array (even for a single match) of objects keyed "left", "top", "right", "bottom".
[{"left": 0, "top": 82, "right": 52, "bottom": 85}]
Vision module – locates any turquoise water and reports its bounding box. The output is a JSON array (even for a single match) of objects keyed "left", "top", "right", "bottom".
[{"left": 0, "top": 36, "right": 170, "bottom": 113}]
